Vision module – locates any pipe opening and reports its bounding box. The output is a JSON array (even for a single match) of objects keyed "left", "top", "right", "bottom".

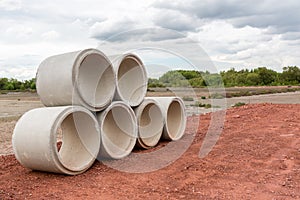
[
  {"left": 102, "top": 105, "right": 136, "bottom": 158},
  {"left": 138, "top": 103, "right": 163, "bottom": 148},
  {"left": 117, "top": 56, "right": 147, "bottom": 106},
  {"left": 166, "top": 100, "right": 185, "bottom": 140},
  {"left": 56, "top": 111, "right": 99, "bottom": 171},
  {"left": 78, "top": 53, "right": 115, "bottom": 109}
]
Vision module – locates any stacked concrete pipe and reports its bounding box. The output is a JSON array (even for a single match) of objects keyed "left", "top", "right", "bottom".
[
  {"left": 12, "top": 48, "right": 187, "bottom": 175},
  {"left": 109, "top": 54, "right": 148, "bottom": 107},
  {"left": 37, "top": 48, "right": 116, "bottom": 111},
  {"left": 12, "top": 106, "right": 100, "bottom": 175},
  {"left": 97, "top": 101, "right": 137, "bottom": 159},
  {"left": 146, "top": 97, "right": 187, "bottom": 141},
  {"left": 13, "top": 48, "right": 116, "bottom": 175},
  {"left": 134, "top": 98, "right": 164, "bottom": 149}
]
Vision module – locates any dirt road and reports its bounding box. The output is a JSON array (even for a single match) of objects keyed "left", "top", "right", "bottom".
[{"left": 1, "top": 104, "right": 300, "bottom": 199}]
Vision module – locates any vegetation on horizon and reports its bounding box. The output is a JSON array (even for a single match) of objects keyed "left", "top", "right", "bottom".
[
  {"left": 0, "top": 66, "right": 299, "bottom": 92},
  {"left": 0, "top": 78, "right": 36, "bottom": 92},
  {"left": 148, "top": 66, "right": 300, "bottom": 88}
]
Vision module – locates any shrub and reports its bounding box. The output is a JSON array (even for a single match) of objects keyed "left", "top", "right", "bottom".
[
  {"left": 210, "top": 93, "right": 225, "bottom": 99},
  {"left": 204, "top": 104, "right": 212, "bottom": 109},
  {"left": 182, "top": 96, "right": 194, "bottom": 101},
  {"left": 233, "top": 102, "right": 246, "bottom": 107},
  {"left": 192, "top": 101, "right": 212, "bottom": 108}
]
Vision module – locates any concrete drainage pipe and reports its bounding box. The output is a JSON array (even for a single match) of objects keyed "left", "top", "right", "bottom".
[
  {"left": 36, "top": 48, "right": 116, "bottom": 112},
  {"left": 110, "top": 54, "right": 147, "bottom": 107},
  {"left": 97, "top": 101, "right": 137, "bottom": 159},
  {"left": 12, "top": 106, "right": 100, "bottom": 175},
  {"left": 148, "top": 97, "right": 187, "bottom": 141},
  {"left": 134, "top": 98, "right": 164, "bottom": 149}
]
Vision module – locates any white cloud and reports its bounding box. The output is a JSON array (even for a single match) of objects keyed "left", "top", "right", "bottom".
[
  {"left": 41, "top": 30, "right": 60, "bottom": 40},
  {"left": 0, "top": 0, "right": 22, "bottom": 11},
  {"left": 89, "top": 18, "right": 137, "bottom": 41},
  {"left": 152, "top": 9, "right": 201, "bottom": 31},
  {"left": 1, "top": 0, "right": 300, "bottom": 79},
  {"left": 0, "top": 67, "right": 35, "bottom": 80},
  {"left": 5, "top": 25, "right": 33, "bottom": 39}
]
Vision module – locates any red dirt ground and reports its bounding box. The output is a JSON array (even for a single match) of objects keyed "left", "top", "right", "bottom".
[{"left": 1, "top": 103, "right": 300, "bottom": 199}]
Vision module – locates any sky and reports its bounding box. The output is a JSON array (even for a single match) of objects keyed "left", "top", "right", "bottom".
[{"left": 1, "top": 0, "right": 300, "bottom": 79}]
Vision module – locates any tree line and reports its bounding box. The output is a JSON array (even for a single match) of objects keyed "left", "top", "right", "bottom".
[
  {"left": 0, "top": 78, "right": 36, "bottom": 91},
  {"left": 148, "top": 66, "right": 300, "bottom": 87},
  {"left": 1, "top": 66, "right": 299, "bottom": 91}
]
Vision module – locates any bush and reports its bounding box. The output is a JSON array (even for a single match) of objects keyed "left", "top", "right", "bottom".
[
  {"left": 204, "top": 104, "right": 212, "bottom": 109},
  {"left": 210, "top": 93, "right": 225, "bottom": 99},
  {"left": 233, "top": 102, "right": 246, "bottom": 107},
  {"left": 182, "top": 96, "right": 194, "bottom": 101},
  {"left": 193, "top": 101, "right": 212, "bottom": 108},
  {"left": 0, "top": 78, "right": 36, "bottom": 91}
]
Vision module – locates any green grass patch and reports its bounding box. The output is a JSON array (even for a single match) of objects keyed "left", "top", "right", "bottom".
[
  {"left": 182, "top": 96, "right": 194, "bottom": 101},
  {"left": 210, "top": 93, "right": 225, "bottom": 99},
  {"left": 233, "top": 102, "right": 246, "bottom": 107},
  {"left": 192, "top": 101, "right": 217, "bottom": 108}
]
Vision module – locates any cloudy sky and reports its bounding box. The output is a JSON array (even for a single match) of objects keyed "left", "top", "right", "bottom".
[{"left": 1, "top": 0, "right": 300, "bottom": 79}]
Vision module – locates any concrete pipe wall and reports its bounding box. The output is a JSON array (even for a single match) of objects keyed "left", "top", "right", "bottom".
[
  {"left": 110, "top": 53, "right": 147, "bottom": 107},
  {"left": 134, "top": 98, "right": 164, "bottom": 149},
  {"left": 147, "top": 97, "right": 187, "bottom": 141},
  {"left": 97, "top": 101, "right": 137, "bottom": 159},
  {"left": 12, "top": 106, "right": 100, "bottom": 175},
  {"left": 37, "top": 48, "right": 116, "bottom": 112}
]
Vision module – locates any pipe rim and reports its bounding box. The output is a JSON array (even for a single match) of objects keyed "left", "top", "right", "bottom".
[
  {"left": 99, "top": 101, "right": 137, "bottom": 159},
  {"left": 165, "top": 97, "right": 187, "bottom": 140},
  {"left": 12, "top": 107, "right": 75, "bottom": 175},
  {"left": 135, "top": 99, "right": 164, "bottom": 149},
  {"left": 74, "top": 49, "right": 116, "bottom": 111},
  {"left": 115, "top": 54, "right": 147, "bottom": 107},
  {"left": 12, "top": 106, "right": 99, "bottom": 175},
  {"left": 53, "top": 106, "right": 100, "bottom": 172}
]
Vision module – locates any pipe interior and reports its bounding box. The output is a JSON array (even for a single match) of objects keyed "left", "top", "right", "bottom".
[
  {"left": 139, "top": 103, "right": 163, "bottom": 147},
  {"left": 78, "top": 53, "right": 115, "bottom": 108},
  {"left": 166, "top": 101, "right": 184, "bottom": 139},
  {"left": 102, "top": 106, "right": 136, "bottom": 157},
  {"left": 117, "top": 57, "right": 146, "bottom": 105},
  {"left": 57, "top": 111, "right": 99, "bottom": 171}
]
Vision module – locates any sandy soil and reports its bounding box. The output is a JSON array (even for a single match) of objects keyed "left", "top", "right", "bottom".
[
  {"left": 0, "top": 92, "right": 42, "bottom": 118},
  {"left": 1, "top": 103, "right": 299, "bottom": 199},
  {"left": 0, "top": 118, "right": 16, "bottom": 156}
]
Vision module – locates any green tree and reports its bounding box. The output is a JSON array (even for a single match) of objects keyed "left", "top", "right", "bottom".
[
  {"left": 0, "top": 78, "right": 9, "bottom": 90},
  {"left": 4, "top": 83, "right": 14, "bottom": 90},
  {"left": 221, "top": 68, "right": 238, "bottom": 87},
  {"left": 10, "top": 78, "right": 22, "bottom": 90},
  {"left": 30, "top": 82, "right": 36, "bottom": 90},
  {"left": 189, "top": 77, "right": 206, "bottom": 87},
  {"left": 159, "top": 71, "right": 187, "bottom": 87},
  {"left": 255, "top": 67, "right": 277, "bottom": 85},
  {"left": 148, "top": 78, "right": 165, "bottom": 88},
  {"left": 159, "top": 70, "right": 205, "bottom": 87},
  {"left": 246, "top": 73, "right": 260, "bottom": 86},
  {"left": 27, "top": 78, "right": 36, "bottom": 90},
  {"left": 176, "top": 70, "right": 202, "bottom": 79},
  {"left": 280, "top": 66, "right": 300, "bottom": 85}
]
